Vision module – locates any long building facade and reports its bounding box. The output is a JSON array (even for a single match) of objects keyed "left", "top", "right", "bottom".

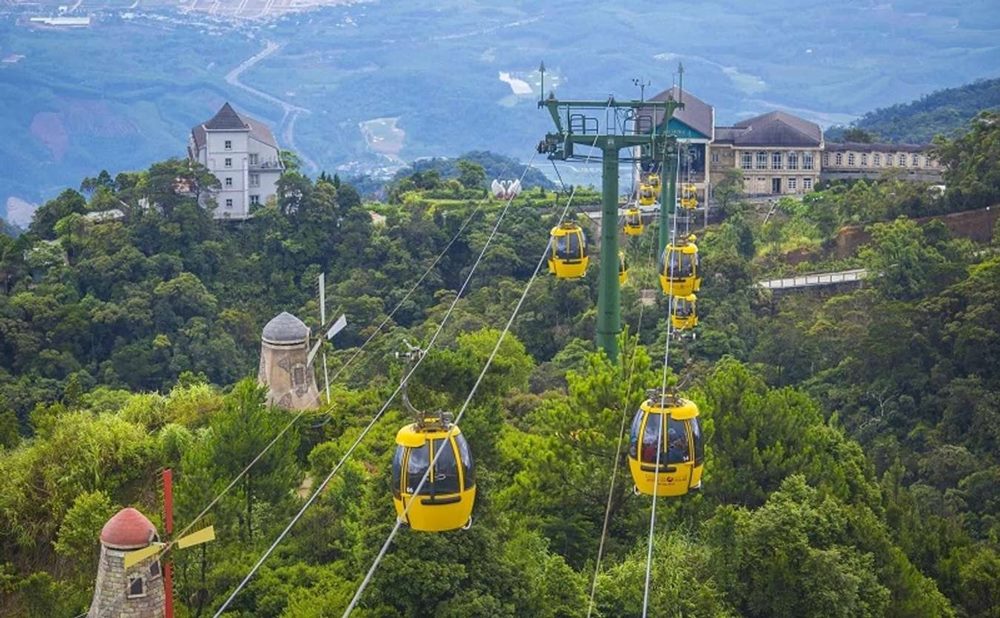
[
  {"left": 647, "top": 87, "right": 942, "bottom": 201},
  {"left": 188, "top": 103, "right": 284, "bottom": 220}
]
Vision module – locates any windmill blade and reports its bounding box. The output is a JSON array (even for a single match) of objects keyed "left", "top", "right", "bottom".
[
  {"left": 307, "top": 337, "right": 323, "bottom": 367},
  {"left": 175, "top": 525, "right": 215, "bottom": 549},
  {"left": 325, "top": 314, "right": 347, "bottom": 340},
  {"left": 123, "top": 542, "right": 166, "bottom": 569}
]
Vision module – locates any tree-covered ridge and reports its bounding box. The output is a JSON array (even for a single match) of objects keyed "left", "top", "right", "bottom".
[
  {"left": 827, "top": 77, "right": 1000, "bottom": 144},
  {"left": 2, "top": 115, "right": 1000, "bottom": 616}
]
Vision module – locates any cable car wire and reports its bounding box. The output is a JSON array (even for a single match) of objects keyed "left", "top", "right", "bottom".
[
  {"left": 341, "top": 123, "right": 611, "bottom": 616},
  {"left": 585, "top": 227, "right": 658, "bottom": 618},
  {"left": 211, "top": 152, "right": 538, "bottom": 618},
  {"left": 165, "top": 158, "right": 526, "bottom": 552},
  {"left": 642, "top": 158, "right": 683, "bottom": 618}
]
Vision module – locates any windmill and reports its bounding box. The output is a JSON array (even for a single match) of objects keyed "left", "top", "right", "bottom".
[
  {"left": 307, "top": 272, "right": 347, "bottom": 404},
  {"left": 121, "top": 469, "right": 216, "bottom": 618}
]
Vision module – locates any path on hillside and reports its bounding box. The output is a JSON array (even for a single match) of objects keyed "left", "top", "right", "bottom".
[{"left": 225, "top": 40, "right": 318, "bottom": 172}]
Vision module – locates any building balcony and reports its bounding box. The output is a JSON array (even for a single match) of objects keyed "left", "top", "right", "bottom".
[{"left": 249, "top": 160, "right": 283, "bottom": 171}]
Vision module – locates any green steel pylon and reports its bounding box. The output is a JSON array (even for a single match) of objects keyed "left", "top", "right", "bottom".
[{"left": 537, "top": 64, "right": 682, "bottom": 363}]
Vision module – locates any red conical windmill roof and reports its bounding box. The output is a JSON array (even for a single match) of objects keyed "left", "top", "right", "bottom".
[{"left": 100, "top": 507, "right": 158, "bottom": 550}]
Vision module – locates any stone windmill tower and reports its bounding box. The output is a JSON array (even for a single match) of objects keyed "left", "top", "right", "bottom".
[
  {"left": 258, "top": 311, "right": 320, "bottom": 410},
  {"left": 88, "top": 507, "right": 166, "bottom": 617}
]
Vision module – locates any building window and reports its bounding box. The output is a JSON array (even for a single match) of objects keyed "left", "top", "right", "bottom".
[
  {"left": 787, "top": 152, "right": 798, "bottom": 170},
  {"left": 861, "top": 153, "right": 868, "bottom": 167},
  {"left": 127, "top": 576, "right": 146, "bottom": 599},
  {"left": 756, "top": 152, "right": 767, "bottom": 169},
  {"left": 803, "top": 153, "right": 814, "bottom": 170},
  {"left": 225, "top": 198, "right": 233, "bottom": 208},
  {"left": 847, "top": 153, "right": 855, "bottom": 166},
  {"left": 886, "top": 154, "right": 893, "bottom": 166},
  {"left": 250, "top": 195, "right": 260, "bottom": 205},
  {"left": 224, "top": 140, "right": 232, "bottom": 150},
  {"left": 835, "top": 153, "right": 843, "bottom": 166},
  {"left": 925, "top": 157, "right": 934, "bottom": 168},
  {"left": 741, "top": 152, "right": 753, "bottom": 170},
  {"left": 225, "top": 177, "right": 233, "bottom": 187},
  {"left": 149, "top": 562, "right": 162, "bottom": 580},
  {"left": 249, "top": 153, "right": 259, "bottom": 166},
  {"left": 898, "top": 154, "right": 907, "bottom": 166},
  {"left": 788, "top": 177, "right": 798, "bottom": 190},
  {"left": 249, "top": 173, "right": 260, "bottom": 188},
  {"left": 874, "top": 153, "right": 881, "bottom": 166},
  {"left": 912, "top": 154, "right": 920, "bottom": 167},
  {"left": 803, "top": 177, "right": 813, "bottom": 190},
  {"left": 711, "top": 151, "right": 720, "bottom": 163},
  {"left": 823, "top": 153, "right": 829, "bottom": 167},
  {"left": 772, "top": 152, "right": 783, "bottom": 170},
  {"left": 224, "top": 157, "right": 232, "bottom": 168}
]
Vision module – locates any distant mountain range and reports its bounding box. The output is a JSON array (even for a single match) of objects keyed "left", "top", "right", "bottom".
[
  {"left": 827, "top": 78, "right": 1000, "bottom": 144},
  {"left": 2, "top": 0, "right": 999, "bottom": 224}
]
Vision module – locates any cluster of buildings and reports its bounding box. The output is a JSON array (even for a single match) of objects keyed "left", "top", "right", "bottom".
[
  {"left": 187, "top": 92, "right": 941, "bottom": 221},
  {"left": 644, "top": 86, "right": 941, "bottom": 205}
]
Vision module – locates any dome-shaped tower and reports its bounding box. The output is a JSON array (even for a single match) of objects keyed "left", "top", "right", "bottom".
[
  {"left": 88, "top": 507, "right": 166, "bottom": 617},
  {"left": 257, "top": 311, "right": 320, "bottom": 409}
]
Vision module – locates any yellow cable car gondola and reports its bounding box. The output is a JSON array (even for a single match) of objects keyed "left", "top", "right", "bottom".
[
  {"left": 648, "top": 173, "right": 661, "bottom": 191},
  {"left": 638, "top": 184, "right": 656, "bottom": 206},
  {"left": 392, "top": 416, "right": 476, "bottom": 532},
  {"left": 619, "top": 251, "right": 629, "bottom": 286},
  {"left": 670, "top": 293, "right": 698, "bottom": 331},
  {"left": 624, "top": 207, "right": 643, "bottom": 236},
  {"left": 680, "top": 183, "right": 698, "bottom": 209},
  {"left": 628, "top": 391, "right": 704, "bottom": 497},
  {"left": 659, "top": 235, "right": 701, "bottom": 296},
  {"left": 548, "top": 222, "right": 589, "bottom": 279}
]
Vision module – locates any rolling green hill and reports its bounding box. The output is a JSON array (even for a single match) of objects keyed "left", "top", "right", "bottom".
[{"left": 827, "top": 78, "right": 1000, "bottom": 144}]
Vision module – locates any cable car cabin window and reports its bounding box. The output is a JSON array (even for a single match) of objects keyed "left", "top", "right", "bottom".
[
  {"left": 641, "top": 415, "right": 690, "bottom": 465},
  {"left": 455, "top": 434, "right": 475, "bottom": 490},
  {"left": 661, "top": 251, "right": 695, "bottom": 278},
  {"left": 640, "top": 413, "right": 662, "bottom": 464},
  {"left": 666, "top": 419, "right": 689, "bottom": 464},
  {"left": 555, "top": 231, "right": 584, "bottom": 260},
  {"left": 405, "top": 444, "right": 430, "bottom": 495},
  {"left": 629, "top": 411, "right": 643, "bottom": 458},
  {"left": 691, "top": 417, "right": 705, "bottom": 464},
  {"left": 431, "top": 438, "right": 461, "bottom": 495},
  {"left": 391, "top": 447, "right": 404, "bottom": 498},
  {"left": 674, "top": 298, "right": 694, "bottom": 316}
]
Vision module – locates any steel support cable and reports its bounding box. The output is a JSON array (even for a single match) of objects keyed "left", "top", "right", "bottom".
[
  {"left": 342, "top": 181, "right": 586, "bottom": 618},
  {"left": 641, "top": 167, "right": 682, "bottom": 618},
  {"left": 210, "top": 153, "right": 537, "bottom": 617},
  {"left": 585, "top": 229, "right": 658, "bottom": 618},
  {"left": 341, "top": 123, "right": 611, "bottom": 617},
  {"left": 163, "top": 157, "right": 531, "bottom": 557}
]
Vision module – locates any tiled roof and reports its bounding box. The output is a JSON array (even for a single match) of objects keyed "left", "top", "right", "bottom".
[
  {"left": 716, "top": 111, "right": 822, "bottom": 148},
  {"left": 100, "top": 507, "right": 157, "bottom": 550},
  {"left": 204, "top": 102, "right": 247, "bottom": 131},
  {"left": 190, "top": 103, "right": 278, "bottom": 151},
  {"left": 644, "top": 86, "right": 714, "bottom": 139}
]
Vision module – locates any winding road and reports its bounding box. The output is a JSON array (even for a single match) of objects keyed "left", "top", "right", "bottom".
[{"left": 225, "top": 40, "right": 318, "bottom": 172}]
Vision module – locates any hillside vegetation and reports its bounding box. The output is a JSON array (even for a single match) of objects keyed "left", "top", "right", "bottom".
[
  {"left": 1, "top": 119, "right": 999, "bottom": 616},
  {"left": 827, "top": 78, "right": 1000, "bottom": 144}
]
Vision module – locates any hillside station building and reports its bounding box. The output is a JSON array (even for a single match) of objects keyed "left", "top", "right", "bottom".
[{"left": 645, "top": 87, "right": 942, "bottom": 204}]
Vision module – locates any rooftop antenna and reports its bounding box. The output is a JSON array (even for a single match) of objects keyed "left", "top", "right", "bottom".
[{"left": 632, "top": 77, "right": 651, "bottom": 103}]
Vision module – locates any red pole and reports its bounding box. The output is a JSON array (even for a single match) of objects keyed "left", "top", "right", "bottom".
[{"left": 163, "top": 469, "right": 175, "bottom": 618}]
